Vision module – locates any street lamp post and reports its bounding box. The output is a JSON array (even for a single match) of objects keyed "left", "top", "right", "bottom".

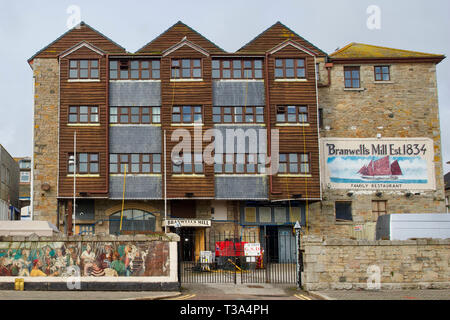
[
  {"left": 69, "top": 131, "right": 77, "bottom": 236},
  {"left": 174, "top": 221, "right": 182, "bottom": 284},
  {"left": 294, "top": 221, "right": 302, "bottom": 289}
]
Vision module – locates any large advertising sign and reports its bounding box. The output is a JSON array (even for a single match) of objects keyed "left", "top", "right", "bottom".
[{"left": 320, "top": 138, "right": 436, "bottom": 191}]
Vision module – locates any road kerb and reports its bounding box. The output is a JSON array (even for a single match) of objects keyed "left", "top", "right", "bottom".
[{"left": 307, "top": 291, "right": 336, "bottom": 300}]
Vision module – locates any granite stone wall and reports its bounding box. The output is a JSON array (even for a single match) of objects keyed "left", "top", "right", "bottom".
[
  {"left": 311, "top": 62, "right": 446, "bottom": 238},
  {"left": 32, "top": 58, "right": 59, "bottom": 226},
  {"left": 302, "top": 235, "right": 450, "bottom": 290}
]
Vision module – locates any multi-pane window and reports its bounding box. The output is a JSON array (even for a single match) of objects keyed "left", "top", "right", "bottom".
[
  {"left": 336, "top": 202, "right": 353, "bottom": 222},
  {"left": 214, "top": 153, "right": 266, "bottom": 174},
  {"left": 78, "top": 225, "right": 95, "bottom": 236},
  {"left": 172, "top": 106, "right": 202, "bottom": 123},
  {"left": 374, "top": 66, "right": 390, "bottom": 81},
  {"left": 212, "top": 59, "right": 263, "bottom": 79},
  {"left": 20, "top": 172, "right": 30, "bottom": 183},
  {"left": 68, "top": 153, "right": 99, "bottom": 174},
  {"left": 19, "top": 161, "right": 31, "bottom": 169},
  {"left": 212, "top": 107, "right": 264, "bottom": 124},
  {"left": 109, "top": 60, "right": 160, "bottom": 80},
  {"left": 171, "top": 59, "right": 202, "bottom": 79},
  {"left": 109, "top": 154, "right": 161, "bottom": 174},
  {"left": 69, "top": 60, "right": 99, "bottom": 79},
  {"left": 110, "top": 107, "right": 160, "bottom": 124},
  {"left": 68, "top": 106, "right": 99, "bottom": 123},
  {"left": 344, "top": 66, "right": 360, "bottom": 88},
  {"left": 172, "top": 153, "right": 204, "bottom": 174},
  {"left": 274, "top": 58, "right": 306, "bottom": 78},
  {"left": 372, "top": 200, "right": 387, "bottom": 220},
  {"left": 276, "top": 106, "right": 308, "bottom": 123},
  {"left": 278, "top": 153, "right": 310, "bottom": 174}
]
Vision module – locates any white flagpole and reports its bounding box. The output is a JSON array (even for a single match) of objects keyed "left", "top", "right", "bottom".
[{"left": 73, "top": 131, "right": 76, "bottom": 235}]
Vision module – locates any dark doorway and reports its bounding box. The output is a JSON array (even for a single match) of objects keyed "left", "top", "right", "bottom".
[
  {"left": 179, "top": 228, "right": 195, "bottom": 261},
  {"left": 265, "top": 226, "right": 279, "bottom": 263}
]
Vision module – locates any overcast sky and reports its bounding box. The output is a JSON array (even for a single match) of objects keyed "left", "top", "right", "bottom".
[{"left": 0, "top": 0, "right": 448, "bottom": 173}]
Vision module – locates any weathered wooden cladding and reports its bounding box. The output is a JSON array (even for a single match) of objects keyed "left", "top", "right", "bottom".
[
  {"left": 43, "top": 21, "right": 323, "bottom": 201},
  {"left": 29, "top": 23, "right": 125, "bottom": 62},
  {"left": 237, "top": 22, "right": 327, "bottom": 57},
  {"left": 161, "top": 46, "right": 215, "bottom": 198},
  {"left": 268, "top": 45, "right": 321, "bottom": 200},
  {"left": 137, "top": 21, "right": 225, "bottom": 55},
  {"left": 58, "top": 46, "right": 109, "bottom": 198}
]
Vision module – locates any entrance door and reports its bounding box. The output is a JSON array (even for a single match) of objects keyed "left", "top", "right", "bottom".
[
  {"left": 278, "top": 227, "right": 296, "bottom": 263},
  {"left": 179, "top": 228, "right": 195, "bottom": 261}
]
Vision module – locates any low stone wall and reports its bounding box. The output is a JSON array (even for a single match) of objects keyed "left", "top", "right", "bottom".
[
  {"left": 0, "top": 233, "right": 179, "bottom": 291},
  {"left": 302, "top": 236, "right": 450, "bottom": 290}
]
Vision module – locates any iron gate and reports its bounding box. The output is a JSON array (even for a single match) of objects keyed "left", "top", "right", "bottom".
[{"left": 178, "top": 228, "right": 298, "bottom": 284}]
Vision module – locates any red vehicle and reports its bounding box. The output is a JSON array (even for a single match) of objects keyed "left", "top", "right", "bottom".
[{"left": 215, "top": 241, "right": 247, "bottom": 257}]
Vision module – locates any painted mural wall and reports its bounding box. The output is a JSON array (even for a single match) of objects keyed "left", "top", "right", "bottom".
[
  {"left": 321, "top": 138, "right": 436, "bottom": 191},
  {"left": 0, "top": 240, "right": 170, "bottom": 277}
]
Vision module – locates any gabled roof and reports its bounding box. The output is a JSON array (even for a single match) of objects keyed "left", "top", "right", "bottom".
[
  {"left": 162, "top": 37, "right": 210, "bottom": 57},
  {"left": 59, "top": 41, "right": 106, "bottom": 59},
  {"left": 330, "top": 43, "right": 445, "bottom": 63},
  {"left": 236, "top": 21, "right": 327, "bottom": 57},
  {"left": 136, "top": 21, "right": 226, "bottom": 55},
  {"left": 28, "top": 21, "right": 126, "bottom": 65}
]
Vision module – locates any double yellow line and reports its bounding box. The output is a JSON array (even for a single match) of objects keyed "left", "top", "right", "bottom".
[
  {"left": 294, "top": 294, "right": 312, "bottom": 300},
  {"left": 170, "top": 294, "right": 196, "bottom": 300}
]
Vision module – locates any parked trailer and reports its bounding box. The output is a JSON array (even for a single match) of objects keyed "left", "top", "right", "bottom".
[{"left": 376, "top": 214, "right": 450, "bottom": 240}]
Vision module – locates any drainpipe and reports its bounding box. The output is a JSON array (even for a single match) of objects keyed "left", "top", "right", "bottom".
[{"left": 265, "top": 52, "right": 273, "bottom": 196}]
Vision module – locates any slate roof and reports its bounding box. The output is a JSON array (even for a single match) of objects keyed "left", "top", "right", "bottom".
[{"left": 330, "top": 43, "right": 445, "bottom": 63}]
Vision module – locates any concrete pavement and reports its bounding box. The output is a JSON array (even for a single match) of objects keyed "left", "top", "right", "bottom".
[
  {"left": 0, "top": 290, "right": 181, "bottom": 300},
  {"left": 309, "top": 289, "right": 450, "bottom": 300}
]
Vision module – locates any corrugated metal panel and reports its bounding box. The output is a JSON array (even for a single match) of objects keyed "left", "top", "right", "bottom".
[
  {"left": 215, "top": 176, "right": 268, "bottom": 199},
  {"left": 212, "top": 81, "right": 265, "bottom": 106},
  {"left": 109, "top": 81, "right": 161, "bottom": 106},
  {"left": 109, "top": 175, "right": 162, "bottom": 199},
  {"left": 109, "top": 126, "right": 161, "bottom": 154}
]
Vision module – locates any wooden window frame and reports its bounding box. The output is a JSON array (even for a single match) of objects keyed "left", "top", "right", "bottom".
[
  {"left": 68, "top": 153, "right": 99, "bottom": 174},
  {"left": 172, "top": 106, "right": 203, "bottom": 124},
  {"left": 214, "top": 153, "right": 266, "bottom": 174},
  {"left": 372, "top": 200, "right": 387, "bottom": 220},
  {"left": 344, "top": 66, "right": 361, "bottom": 88},
  {"left": 276, "top": 105, "right": 309, "bottom": 123},
  {"left": 274, "top": 58, "right": 306, "bottom": 79},
  {"left": 109, "top": 60, "right": 160, "bottom": 80},
  {"left": 171, "top": 59, "right": 202, "bottom": 79},
  {"left": 68, "top": 106, "right": 99, "bottom": 124},
  {"left": 69, "top": 59, "right": 99, "bottom": 79},
  {"left": 110, "top": 107, "right": 160, "bottom": 124},
  {"left": 374, "top": 65, "right": 390, "bottom": 81},
  {"left": 278, "top": 153, "right": 311, "bottom": 174},
  {"left": 212, "top": 59, "right": 264, "bottom": 79},
  {"left": 212, "top": 106, "right": 264, "bottom": 124},
  {"left": 172, "top": 152, "right": 204, "bottom": 174},
  {"left": 109, "top": 153, "right": 161, "bottom": 174}
]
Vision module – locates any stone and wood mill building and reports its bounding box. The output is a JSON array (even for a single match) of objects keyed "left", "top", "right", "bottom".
[{"left": 28, "top": 21, "right": 446, "bottom": 259}]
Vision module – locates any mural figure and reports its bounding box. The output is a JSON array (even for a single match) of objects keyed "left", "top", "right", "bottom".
[{"left": 0, "top": 241, "right": 168, "bottom": 278}]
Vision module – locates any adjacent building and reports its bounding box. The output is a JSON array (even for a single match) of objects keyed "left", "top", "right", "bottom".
[
  {"left": 14, "top": 157, "right": 32, "bottom": 219},
  {"left": 0, "top": 145, "right": 20, "bottom": 220},
  {"left": 28, "top": 21, "right": 446, "bottom": 253}
]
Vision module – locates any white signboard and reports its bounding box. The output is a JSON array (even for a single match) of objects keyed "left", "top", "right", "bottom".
[
  {"left": 163, "top": 219, "right": 211, "bottom": 228},
  {"left": 321, "top": 138, "right": 436, "bottom": 191},
  {"left": 244, "top": 243, "right": 261, "bottom": 257}
]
